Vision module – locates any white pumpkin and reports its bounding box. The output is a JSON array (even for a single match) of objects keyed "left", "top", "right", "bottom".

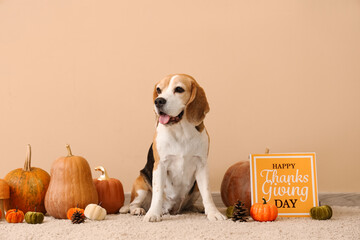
[{"left": 84, "top": 204, "right": 107, "bottom": 220}]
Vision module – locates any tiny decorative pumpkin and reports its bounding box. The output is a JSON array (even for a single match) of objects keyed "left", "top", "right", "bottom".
[
  {"left": 310, "top": 205, "right": 332, "bottom": 220},
  {"left": 5, "top": 208, "right": 25, "bottom": 223},
  {"left": 4, "top": 145, "right": 50, "bottom": 214},
  {"left": 226, "top": 206, "right": 234, "bottom": 218},
  {"left": 221, "top": 161, "right": 251, "bottom": 210},
  {"left": 45, "top": 145, "right": 98, "bottom": 219},
  {"left": 93, "top": 166, "right": 124, "bottom": 214},
  {"left": 25, "top": 208, "right": 44, "bottom": 224},
  {"left": 250, "top": 198, "right": 278, "bottom": 222},
  {"left": 67, "top": 206, "right": 85, "bottom": 220},
  {"left": 84, "top": 203, "right": 106, "bottom": 220},
  {"left": 0, "top": 179, "right": 10, "bottom": 219}
]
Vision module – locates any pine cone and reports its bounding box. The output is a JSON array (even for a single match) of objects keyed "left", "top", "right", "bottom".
[
  {"left": 232, "top": 200, "right": 248, "bottom": 222},
  {"left": 71, "top": 210, "right": 85, "bottom": 224}
]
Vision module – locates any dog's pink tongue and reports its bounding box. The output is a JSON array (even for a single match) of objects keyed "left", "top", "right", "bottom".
[{"left": 159, "top": 114, "right": 171, "bottom": 124}]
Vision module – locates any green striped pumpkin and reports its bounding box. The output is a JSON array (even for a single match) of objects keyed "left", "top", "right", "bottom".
[
  {"left": 25, "top": 210, "right": 44, "bottom": 224},
  {"left": 310, "top": 205, "right": 332, "bottom": 220}
]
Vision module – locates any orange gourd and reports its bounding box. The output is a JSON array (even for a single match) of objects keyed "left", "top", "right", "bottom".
[
  {"left": 221, "top": 161, "right": 251, "bottom": 210},
  {"left": 250, "top": 198, "right": 278, "bottom": 222},
  {"left": 67, "top": 205, "right": 85, "bottom": 220},
  {"left": 4, "top": 145, "right": 50, "bottom": 214},
  {"left": 6, "top": 208, "right": 25, "bottom": 223},
  {"left": 93, "top": 166, "right": 124, "bottom": 214},
  {"left": 44, "top": 145, "right": 98, "bottom": 219},
  {"left": 0, "top": 179, "right": 10, "bottom": 219}
]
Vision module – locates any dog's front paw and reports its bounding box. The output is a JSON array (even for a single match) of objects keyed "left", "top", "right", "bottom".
[
  {"left": 119, "top": 205, "right": 130, "bottom": 214},
  {"left": 206, "top": 209, "right": 227, "bottom": 221},
  {"left": 130, "top": 207, "right": 146, "bottom": 216},
  {"left": 143, "top": 211, "right": 162, "bottom": 222}
]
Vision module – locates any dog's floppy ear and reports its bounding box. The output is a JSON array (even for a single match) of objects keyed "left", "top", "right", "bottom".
[
  {"left": 153, "top": 84, "right": 160, "bottom": 125},
  {"left": 186, "top": 81, "right": 210, "bottom": 126},
  {"left": 153, "top": 84, "right": 159, "bottom": 102}
]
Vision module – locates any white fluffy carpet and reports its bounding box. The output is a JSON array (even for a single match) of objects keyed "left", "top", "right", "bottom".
[{"left": 1, "top": 206, "right": 359, "bottom": 240}]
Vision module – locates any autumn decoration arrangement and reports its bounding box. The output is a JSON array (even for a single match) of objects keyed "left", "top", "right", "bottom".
[
  {"left": 0, "top": 145, "right": 332, "bottom": 226},
  {"left": 222, "top": 160, "right": 333, "bottom": 222},
  {"left": 0, "top": 144, "right": 126, "bottom": 225}
]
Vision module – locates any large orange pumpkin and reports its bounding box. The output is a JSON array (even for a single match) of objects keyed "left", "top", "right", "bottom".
[
  {"left": 44, "top": 145, "right": 98, "bottom": 219},
  {"left": 221, "top": 161, "right": 251, "bottom": 210},
  {"left": 4, "top": 145, "right": 50, "bottom": 214},
  {"left": 93, "top": 166, "right": 124, "bottom": 214}
]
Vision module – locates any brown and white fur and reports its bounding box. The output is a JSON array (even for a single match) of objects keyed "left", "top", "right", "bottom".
[{"left": 120, "top": 74, "right": 225, "bottom": 222}]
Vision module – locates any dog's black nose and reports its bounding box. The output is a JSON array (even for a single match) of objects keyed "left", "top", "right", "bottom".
[{"left": 155, "top": 97, "right": 166, "bottom": 108}]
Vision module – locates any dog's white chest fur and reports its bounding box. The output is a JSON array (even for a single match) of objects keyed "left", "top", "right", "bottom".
[{"left": 155, "top": 121, "right": 208, "bottom": 213}]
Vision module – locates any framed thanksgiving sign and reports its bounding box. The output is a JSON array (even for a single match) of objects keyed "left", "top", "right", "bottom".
[{"left": 249, "top": 153, "right": 319, "bottom": 217}]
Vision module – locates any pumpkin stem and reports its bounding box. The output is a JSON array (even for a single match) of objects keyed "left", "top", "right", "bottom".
[
  {"left": 23, "top": 144, "right": 32, "bottom": 171},
  {"left": 262, "top": 197, "right": 267, "bottom": 204},
  {"left": 99, "top": 201, "right": 103, "bottom": 206},
  {"left": 66, "top": 144, "right": 73, "bottom": 157},
  {"left": 95, "top": 166, "right": 110, "bottom": 180},
  {"left": 265, "top": 148, "right": 270, "bottom": 154},
  {"left": 35, "top": 206, "right": 37, "bottom": 212}
]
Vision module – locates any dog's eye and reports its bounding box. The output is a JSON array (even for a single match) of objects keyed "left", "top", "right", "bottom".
[
  {"left": 174, "top": 87, "right": 184, "bottom": 93},
  {"left": 156, "top": 87, "right": 161, "bottom": 94}
]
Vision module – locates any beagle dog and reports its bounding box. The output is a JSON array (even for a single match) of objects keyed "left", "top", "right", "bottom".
[{"left": 120, "top": 74, "right": 225, "bottom": 222}]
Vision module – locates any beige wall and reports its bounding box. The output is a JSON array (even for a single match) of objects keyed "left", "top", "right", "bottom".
[{"left": 1, "top": 0, "right": 359, "bottom": 193}]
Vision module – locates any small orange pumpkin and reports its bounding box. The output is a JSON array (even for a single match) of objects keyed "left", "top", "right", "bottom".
[
  {"left": 67, "top": 205, "right": 85, "bottom": 220},
  {"left": 5, "top": 208, "right": 25, "bottom": 223},
  {"left": 93, "top": 166, "right": 124, "bottom": 214},
  {"left": 250, "top": 198, "right": 278, "bottom": 222}
]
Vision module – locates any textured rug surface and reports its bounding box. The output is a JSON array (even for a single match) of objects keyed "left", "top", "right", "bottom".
[{"left": 0, "top": 206, "right": 359, "bottom": 240}]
